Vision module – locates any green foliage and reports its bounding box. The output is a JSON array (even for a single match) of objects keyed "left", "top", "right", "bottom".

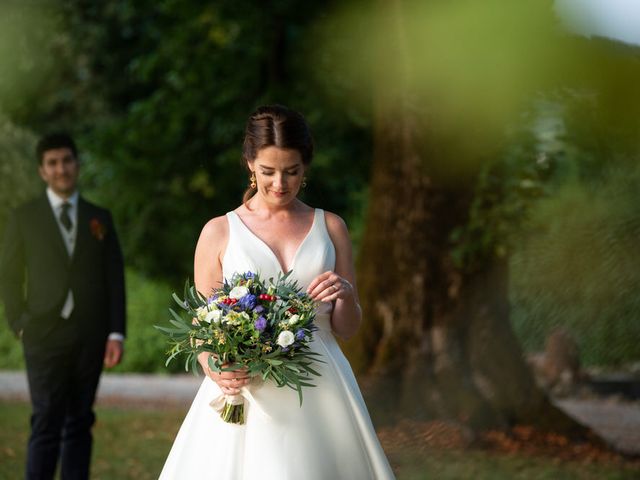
[
  {"left": 451, "top": 90, "right": 640, "bottom": 367},
  {"left": 3, "top": 0, "right": 638, "bottom": 376},
  {"left": 0, "top": 306, "right": 24, "bottom": 370},
  {"left": 0, "top": 2, "right": 90, "bottom": 133},
  {"left": 0, "top": 119, "right": 41, "bottom": 370},
  {"left": 510, "top": 163, "right": 640, "bottom": 366},
  {"left": 111, "top": 269, "right": 183, "bottom": 373},
  {"left": 450, "top": 98, "right": 563, "bottom": 273},
  {"left": 58, "top": 0, "right": 371, "bottom": 280},
  {"left": 0, "top": 116, "right": 41, "bottom": 238},
  {"left": 0, "top": 1, "right": 372, "bottom": 281}
]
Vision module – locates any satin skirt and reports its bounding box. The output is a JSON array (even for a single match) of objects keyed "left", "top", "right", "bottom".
[{"left": 158, "top": 314, "right": 395, "bottom": 480}]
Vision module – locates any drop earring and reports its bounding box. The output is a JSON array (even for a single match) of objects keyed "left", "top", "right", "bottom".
[
  {"left": 302, "top": 176, "right": 307, "bottom": 188},
  {"left": 250, "top": 173, "right": 256, "bottom": 189}
]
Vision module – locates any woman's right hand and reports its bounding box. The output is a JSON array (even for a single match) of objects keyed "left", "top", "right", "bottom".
[{"left": 198, "top": 352, "right": 250, "bottom": 395}]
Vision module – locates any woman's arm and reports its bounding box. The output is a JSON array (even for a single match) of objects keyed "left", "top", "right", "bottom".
[
  {"left": 193, "top": 216, "right": 249, "bottom": 395},
  {"left": 307, "top": 212, "right": 362, "bottom": 340},
  {"left": 193, "top": 216, "right": 227, "bottom": 297}
]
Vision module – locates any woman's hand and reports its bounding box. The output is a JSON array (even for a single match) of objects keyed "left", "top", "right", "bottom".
[
  {"left": 306, "top": 271, "right": 355, "bottom": 303},
  {"left": 198, "top": 352, "right": 250, "bottom": 396}
]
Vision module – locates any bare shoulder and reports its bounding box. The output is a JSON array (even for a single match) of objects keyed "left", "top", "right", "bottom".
[
  {"left": 322, "top": 210, "right": 356, "bottom": 281},
  {"left": 323, "top": 210, "right": 351, "bottom": 245},
  {"left": 200, "top": 214, "right": 228, "bottom": 238},
  {"left": 197, "top": 214, "right": 229, "bottom": 253}
]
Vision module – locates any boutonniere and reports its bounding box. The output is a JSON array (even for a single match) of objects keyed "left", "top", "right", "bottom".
[{"left": 90, "top": 218, "right": 107, "bottom": 241}]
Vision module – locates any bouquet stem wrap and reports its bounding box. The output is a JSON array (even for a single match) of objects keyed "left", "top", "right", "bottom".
[
  {"left": 209, "top": 387, "right": 269, "bottom": 425},
  {"left": 219, "top": 394, "right": 244, "bottom": 424}
]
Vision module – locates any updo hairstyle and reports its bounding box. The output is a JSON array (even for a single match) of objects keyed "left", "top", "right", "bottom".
[{"left": 242, "top": 105, "right": 314, "bottom": 203}]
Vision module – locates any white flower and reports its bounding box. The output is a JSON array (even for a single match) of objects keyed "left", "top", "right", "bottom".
[
  {"left": 229, "top": 286, "right": 249, "bottom": 299},
  {"left": 274, "top": 299, "right": 285, "bottom": 309},
  {"left": 204, "top": 310, "right": 222, "bottom": 324},
  {"left": 222, "top": 311, "right": 235, "bottom": 324},
  {"left": 196, "top": 307, "right": 208, "bottom": 322},
  {"left": 276, "top": 330, "right": 295, "bottom": 348},
  {"left": 288, "top": 314, "right": 300, "bottom": 325}
]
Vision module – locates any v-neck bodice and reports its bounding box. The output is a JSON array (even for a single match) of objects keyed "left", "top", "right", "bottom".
[{"left": 223, "top": 209, "right": 336, "bottom": 292}]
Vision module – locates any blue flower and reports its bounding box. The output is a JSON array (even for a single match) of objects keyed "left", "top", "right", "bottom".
[
  {"left": 244, "top": 271, "right": 256, "bottom": 279},
  {"left": 295, "top": 329, "right": 306, "bottom": 341},
  {"left": 254, "top": 305, "right": 265, "bottom": 314},
  {"left": 254, "top": 316, "right": 267, "bottom": 332},
  {"left": 237, "top": 294, "right": 257, "bottom": 311}
]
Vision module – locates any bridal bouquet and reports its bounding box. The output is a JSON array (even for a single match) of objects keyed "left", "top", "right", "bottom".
[{"left": 155, "top": 271, "right": 322, "bottom": 424}]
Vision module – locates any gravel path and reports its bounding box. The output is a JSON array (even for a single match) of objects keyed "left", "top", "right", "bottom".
[
  {"left": 2, "top": 370, "right": 638, "bottom": 455},
  {"left": 0, "top": 370, "right": 201, "bottom": 406},
  {"left": 554, "top": 398, "right": 640, "bottom": 456}
]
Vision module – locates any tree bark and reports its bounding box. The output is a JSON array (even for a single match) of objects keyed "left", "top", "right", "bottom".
[{"left": 345, "top": 0, "right": 595, "bottom": 440}]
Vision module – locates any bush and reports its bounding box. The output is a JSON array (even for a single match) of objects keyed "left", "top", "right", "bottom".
[
  {"left": 112, "top": 270, "right": 185, "bottom": 374},
  {"left": 0, "top": 116, "right": 40, "bottom": 237},
  {"left": 0, "top": 307, "right": 23, "bottom": 369},
  {"left": 510, "top": 162, "right": 640, "bottom": 366}
]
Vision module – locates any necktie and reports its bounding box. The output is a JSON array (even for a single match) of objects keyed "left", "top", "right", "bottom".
[{"left": 60, "top": 202, "right": 72, "bottom": 231}]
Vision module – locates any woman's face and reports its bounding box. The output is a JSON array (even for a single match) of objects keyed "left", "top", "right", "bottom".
[{"left": 249, "top": 146, "right": 305, "bottom": 206}]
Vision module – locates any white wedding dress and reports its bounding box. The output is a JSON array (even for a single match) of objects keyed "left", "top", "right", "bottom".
[{"left": 159, "top": 209, "right": 395, "bottom": 480}]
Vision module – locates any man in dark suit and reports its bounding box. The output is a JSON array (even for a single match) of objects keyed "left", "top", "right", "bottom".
[{"left": 0, "top": 133, "right": 126, "bottom": 480}]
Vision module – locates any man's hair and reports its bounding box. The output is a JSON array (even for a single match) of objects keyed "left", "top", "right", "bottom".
[{"left": 36, "top": 132, "right": 78, "bottom": 164}]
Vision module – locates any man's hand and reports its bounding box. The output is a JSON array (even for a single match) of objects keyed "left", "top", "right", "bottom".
[{"left": 104, "top": 339, "right": 124, "bottom": 368}]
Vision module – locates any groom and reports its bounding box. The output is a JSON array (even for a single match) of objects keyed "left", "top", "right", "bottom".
[{"left": 0, "top": 132, "right": 126, "bottom": 480}]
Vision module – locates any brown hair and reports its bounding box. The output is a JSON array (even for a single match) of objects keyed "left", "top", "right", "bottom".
[{"left": 242, "top": 105, "right": 314, "bottom": 203}]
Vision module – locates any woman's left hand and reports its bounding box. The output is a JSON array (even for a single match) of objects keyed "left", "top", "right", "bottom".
[{"left": 307, "top": 271, "right": 355, "bottom": 303}]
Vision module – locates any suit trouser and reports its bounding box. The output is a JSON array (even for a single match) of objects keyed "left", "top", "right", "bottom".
[{"left": 23, "top": 316, "right": 105, "bottom": 480}]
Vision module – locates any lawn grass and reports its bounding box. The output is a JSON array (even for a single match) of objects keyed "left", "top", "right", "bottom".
[
  {"left": 1, "top": 400, "right": 638, "bottom": 480},
  {"left": 0, "top": 401, "right": 182, "bottom": 480},
  {"left": 389, "top": 449, "right": 638, "bottom": 480}
]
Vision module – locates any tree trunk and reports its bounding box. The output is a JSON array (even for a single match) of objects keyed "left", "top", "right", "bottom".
[{"left": 345, "top": 0, "right": 594, "bottom": 440}]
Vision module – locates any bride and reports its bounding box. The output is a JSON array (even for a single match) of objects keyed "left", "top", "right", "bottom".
[{"left": 159, "top": 105, "right": 395, "bottom": 479}]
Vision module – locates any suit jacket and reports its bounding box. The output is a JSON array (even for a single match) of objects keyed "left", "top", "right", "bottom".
[{"left": 0, "top": 194, "right": 126, "bottom": 345}]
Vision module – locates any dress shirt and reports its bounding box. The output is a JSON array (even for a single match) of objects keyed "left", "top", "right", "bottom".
[
  {"left": 46, "top": 188, "right": 78, "bottom": 318},
  {"left": 45, "top": 189, "right": 124, "bottom": 343}
]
